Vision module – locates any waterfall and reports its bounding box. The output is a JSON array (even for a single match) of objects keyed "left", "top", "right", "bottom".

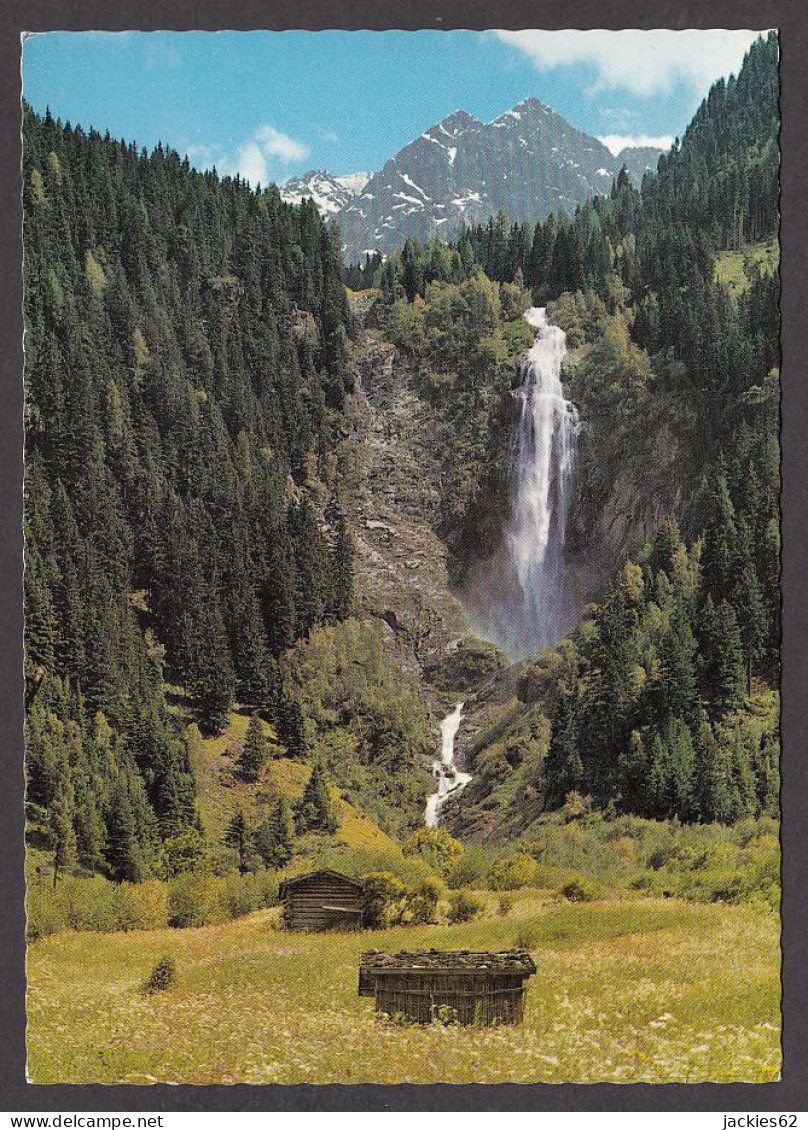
[
  {"left": 505, "top": 307, "right": 580, "bottom": 656},
  {"left": 424, "top": 702, "right": 469, "bottom": 827},
  {"left": 456, "top": 306, "right": 580, "bottom": 660}
]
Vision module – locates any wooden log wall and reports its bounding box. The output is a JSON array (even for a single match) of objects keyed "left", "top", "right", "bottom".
[{"left": 283, "top": 875, "right": 363, "bottom": 931}]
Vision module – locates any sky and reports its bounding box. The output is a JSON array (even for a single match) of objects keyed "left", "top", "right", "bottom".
[{"left": 22, "top": 30, "right": 765, "bottom": 187}]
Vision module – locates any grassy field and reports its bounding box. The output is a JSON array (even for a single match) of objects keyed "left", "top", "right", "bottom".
[
  {"left": 714, "top": 240, "right": 779, "bottom": 297},
  {"left": 26, "top": 893, "right": 780, "bottom": 1085}
]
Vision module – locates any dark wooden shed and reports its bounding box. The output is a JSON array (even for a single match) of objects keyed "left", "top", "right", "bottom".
[
  {"left": 279, "top": 869, "right": 364, "bottom": 931},
  {"left": 359, "top": 948, "right": 536, "bottom": 1025}
]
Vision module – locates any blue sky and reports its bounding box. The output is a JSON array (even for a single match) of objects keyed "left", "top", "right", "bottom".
[{"left": 22, "top": 30, "right": 764, "bottom": 186}]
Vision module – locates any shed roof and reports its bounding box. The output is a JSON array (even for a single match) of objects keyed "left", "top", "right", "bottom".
[
  {"left": 279, "top": 869, "right": 364, "bottom": 897},
  {"left": 360, "top": 948, "right": 537, "bottom": 975}
]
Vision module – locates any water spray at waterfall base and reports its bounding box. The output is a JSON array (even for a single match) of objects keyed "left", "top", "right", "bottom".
[{"left": 457, "top": 307, "right": 581, "bottom": 661}]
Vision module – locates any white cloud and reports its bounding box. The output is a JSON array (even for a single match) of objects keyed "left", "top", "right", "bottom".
[
  {"left": 254, "top": 124, "right": 309, "bottom": 164},
  {"left": 598, "top": 133, "right": 674, "bottom": 155},
  {"left": 233, "top": 140, "right": 271, "bottom": 187},
  {"left": 184, "top": 143, "right": 220, "bottom": 166},
  {"left": 493, "top": 29, "right": 765, "bottom": 97}
]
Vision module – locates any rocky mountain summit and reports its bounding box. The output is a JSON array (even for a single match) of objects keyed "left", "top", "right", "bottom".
[
  {"left": 333, "top": 98, "right": 662, "bottom": 261},
  {"left": 280, "top": 169, "right": 370, "bottom": 216}
]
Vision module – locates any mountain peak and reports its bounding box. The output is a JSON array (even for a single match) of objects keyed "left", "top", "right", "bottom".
[
  {"left": 425, "top": 109, "right": 480, "bottom": 139},
  {"left": 335, "top": 98, "right": 663, "bottom": 261},
  {"left": 280, "top": 169, "right": 369, "bottom": 216},
  {"left": 513, "top": 96, "right": 551, "bottom": 113}
]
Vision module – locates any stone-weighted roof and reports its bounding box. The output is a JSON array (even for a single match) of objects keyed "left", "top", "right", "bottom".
[{"left": 360, "top": 948, "right": 536, "bottom": 975}]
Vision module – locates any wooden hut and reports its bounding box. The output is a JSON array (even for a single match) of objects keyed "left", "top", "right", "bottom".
[
  {"left": 359, "top": 948, "right": 536, "bottom": 1025},
  {"left": 279, "top": 869, "right": 364, "bottom": 931}
]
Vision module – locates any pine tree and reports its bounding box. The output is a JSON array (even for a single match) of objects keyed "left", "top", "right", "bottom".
[
  {"left": 543, "top": 689, "right": 583, "bottom": 810},
  {"left": 295, "top": 760, "right": 337, "bottom": 835},
  {"left": 276, "top": 694, "right": 307, "bottom": 760},
  {"left": 238, "top": 713, "right": 268, "bottom": 782},
  {"left": 225, "top": 807, "right": 254, "bottom": 873},
  {"left": 328, "top": 511, "right": 354, "bottom": 622},
  {"left": 699, "top": 596, "right": 747, "bottom": 715},
  {"left": 106, "top": 776, "right": 145, "bottom": 882},
  {"left": 253, "top": 795, "right": 294, "bottom": 868},
  {"left": 50, "top": 774, "right": 77, "bottom": 887}
]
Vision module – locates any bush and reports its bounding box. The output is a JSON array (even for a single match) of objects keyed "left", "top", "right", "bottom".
[
  {"left": 157, "top": 828, "right": 210, "bottom": 880},
  {"left": 113, "top": 880, "right": 170, "bottom": 931},
  {"left": 404, "top": 877, "right": 443, "bottom": 925},
  {"left": 142, "top": 956, "right": 176, "bottom": 994},
  {"left": 562, "top": 792, "right": 593, "bottom": 823},
  {"left": 488, "top": 852, "right": 539, "bottom": 890},
  {"left": 362, "top": 871, "right": 407, "bottom": 929},
  {"left": 403, "top": 827, "right": 463, "bottom": 875},
  {"left": 515, "top": 921, "right": 541, "bottom": 950},
  {"left": 447, "top": 844, "right": 491, "bottom": 889},
  {"left": 558, "top": 874, "right": 600, "bottom": 902},
  {"left": 216, "top": 870, "right": 280, "bottom": 920},
  {"left": 63, "top": 875, "right": 119, "bottom": 931},
  {"left": 26, "top": 880, "right": 67, "bottom": 939},
  {"left": 431, "top": 1003, "right": 458, "bottom": 1026},
  {"left": 167, "top": 872, "right": 221, "bottom": 928},
  {"left": 446, "top": 889, "right": 483, "bottom": 923},
  {"left": 497, "top": 895, "right": 514, "bottom": 917}
]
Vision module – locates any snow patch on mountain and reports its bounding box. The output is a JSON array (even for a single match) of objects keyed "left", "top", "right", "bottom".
[{"left": 280, "top": 169, "right": 370, "bottom": 216}]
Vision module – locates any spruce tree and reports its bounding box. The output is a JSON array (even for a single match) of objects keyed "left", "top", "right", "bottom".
[
  {"left": 50, "top": 775, "right": 77, "bottom": 887},
  {"left": 253, "top": 795, "right": 294, "bottom": 868},
  {"left": 106, "top": 776, "right": 145, "bottom": 882},
  {"left": 277, "top": 694, "right": 307, "bottom": 760},
  {"left": 238, "top": 713, "right": 268, "bottom": 782},
  {"left": 295, "top": 760, "right": 337, "bottom": 835},
  {"left": 225, "top": 807, "right": 253, "bottom": 874},
  {"left": 543, "top": 689, "right": 583, "bottom": 810}
]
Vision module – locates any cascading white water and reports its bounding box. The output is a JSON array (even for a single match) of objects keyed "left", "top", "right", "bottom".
[
  {"left": 503, "top": 307, "right": 580, "bottom": 657},
  {"left": 459, "top": 307, "right": 580, "bottom": 659},
  {"left": 424, "top": 702, "right": 469, "bottom": 827}
]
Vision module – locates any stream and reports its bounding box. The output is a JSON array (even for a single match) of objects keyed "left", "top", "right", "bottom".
[{"left": 424, "top": 702, "right": 469, "bottom": 827}]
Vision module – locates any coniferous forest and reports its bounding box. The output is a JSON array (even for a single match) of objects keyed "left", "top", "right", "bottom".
[{"left": 23, "top": 33, "right": 779, "bottom": 904}]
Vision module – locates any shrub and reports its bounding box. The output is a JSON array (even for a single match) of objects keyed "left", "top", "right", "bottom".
[
  {"left": 63, "top": 875, "right": 119, "bottom": 931},
  {"left": 446, "top": 889, "right": 483, "bottom": 924},
  {"left": 215, "top": 870, "right": 279, "bottom": 920},
  {"left": 562, "top": 792, "right": 593, "bottom": 823},
  {"left": 26, "top": 880, "right": 67, "bottom": 939},
  {"left": 497, "top": 895, "right": 514, "bottom": 917},
  {"left": 168, "top": 872, "right": 221, "bottom": 928},
  {"left": 142, "top": 956, "right": 176, "bottom": 994},
  {"left": 404, "top": 877, "right": 443, "bottom": 925},
  {"left": 488, "top": 852, "right": 539, "bottom": 890},
  {"left": 362, "top": 871, "right": 407, "bottom": 929},
  {"left": 113, "top": 879, "right": 170, "bottom": 931},
  {"left": 447, "top": 844, "right": 491, "bottom": 889},
  {"left": 515, "top": 921, "right": 541, "bottom": 950},
  {"left": 403, "top": 827, "right": 463, "bottom": 875},
  {"left": 558, "top": 874, "right": 600, "bottom": 902},
  {"left": 157, "top": 828, "right": 210, "bottom": 880}
]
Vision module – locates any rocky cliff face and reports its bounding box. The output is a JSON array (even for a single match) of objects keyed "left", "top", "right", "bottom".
[{"left": 340, "top": 294, "right": 469, "bottom": 673}]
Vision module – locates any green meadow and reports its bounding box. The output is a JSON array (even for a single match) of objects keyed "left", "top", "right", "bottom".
[{"left": 27, "top": 893, "right": 780, "bottom": 1085}]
